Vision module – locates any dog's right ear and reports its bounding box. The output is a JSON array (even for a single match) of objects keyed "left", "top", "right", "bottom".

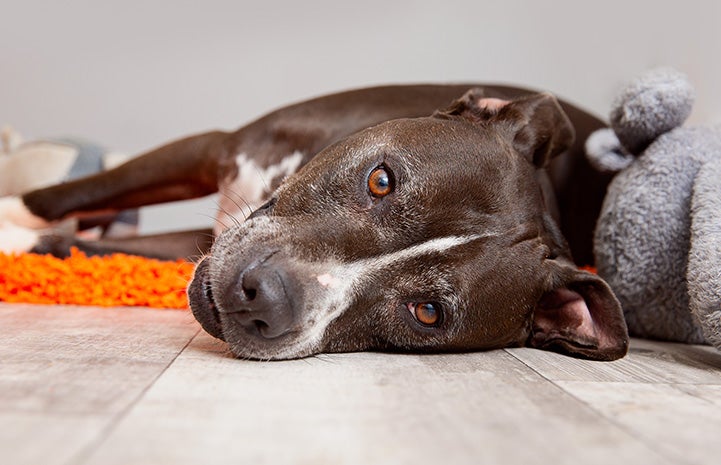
[
  {"left": 528, "top": 261, "right": 629, "bottom": 361},
  {"left": 439, "top": 89, "right": 576, "bottom": 167}
]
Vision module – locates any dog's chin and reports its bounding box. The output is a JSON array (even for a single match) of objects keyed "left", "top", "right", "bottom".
[{"left": 221, "top": 325, "right": 318, "bottom": 361}]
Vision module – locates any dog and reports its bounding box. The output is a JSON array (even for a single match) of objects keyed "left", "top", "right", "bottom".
[{"left": 0, "top": 84, "right": 628, "bottom": 361}]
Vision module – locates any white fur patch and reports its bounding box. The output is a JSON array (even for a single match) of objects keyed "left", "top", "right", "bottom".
[
  {"left": 0, "top": 222, "right": 40, "bottom": 254},
  {"left": 316, "top": 273, "right": 343, "bottom": 289},
  {"left": 215, "top": 152, "right": 303, "bottom": 234},
  {"left": 362, "top": 235, "right": 486, "bottom": 270},
  {"left": 0, "top": 197, "right": 49, "bottom": 229}
]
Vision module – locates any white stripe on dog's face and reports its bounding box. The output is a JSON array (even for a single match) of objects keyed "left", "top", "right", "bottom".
[
  {"left": 263, "top": 233, "right": 491, "bottom": 359},
  {"left": 355, "top": 234, "right": 487, "bottom": 271}
]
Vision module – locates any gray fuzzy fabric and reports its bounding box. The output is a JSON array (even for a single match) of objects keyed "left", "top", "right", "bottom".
[
  {"left": 585, "top": 128, "right": 635, "bottom": 173},
  {"left": 595, "top": 127, "right": 721, "bottom": 344},
  {"left": 609, "top": 68, "right": 695, "bottom": 155},
  {"left": 688, "top": 151, "right": 721, "bottom": 348},
  {"left": 592, "top": 67, "right": 721, "bottom": 350}
]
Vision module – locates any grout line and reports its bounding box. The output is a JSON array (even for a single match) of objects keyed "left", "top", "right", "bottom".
[
  {"left": 503, "top": 349, "right": 690, "bottom": 465},
  {"left": 66, "top": 327, "right": 202, "bottom": 465}
]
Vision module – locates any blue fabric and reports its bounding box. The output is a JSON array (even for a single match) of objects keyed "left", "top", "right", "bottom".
[{"left": 48, "top": 138, "right": 105, "bottom": 181}]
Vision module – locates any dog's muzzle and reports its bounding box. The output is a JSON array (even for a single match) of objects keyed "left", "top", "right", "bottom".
[{"left": 188, "top": 251, "right": 300, "bottom": 345}]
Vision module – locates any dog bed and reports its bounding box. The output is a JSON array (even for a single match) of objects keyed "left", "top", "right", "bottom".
[{"left": 0, "top": 248, "right": 194, "bottom": 309}]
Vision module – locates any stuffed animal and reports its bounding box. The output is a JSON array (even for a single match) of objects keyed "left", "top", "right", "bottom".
[
  {"left": 586, "top": 68, "right": 721, "bottom": 350},
  {"left": 0, "top": 127, "right": 138, "bottom": 238}
]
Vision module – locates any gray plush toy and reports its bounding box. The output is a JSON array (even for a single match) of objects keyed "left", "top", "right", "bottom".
[{"left": 586, "top": 67, "right": 721, "bottom": 350}]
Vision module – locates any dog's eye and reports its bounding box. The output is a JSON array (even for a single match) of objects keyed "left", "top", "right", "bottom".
[
  {"left": 407, "top": 302, "right": 442, "bottom": 326},
  {"left": 367, "top": 166, "right": 394, "bottom": 198}
]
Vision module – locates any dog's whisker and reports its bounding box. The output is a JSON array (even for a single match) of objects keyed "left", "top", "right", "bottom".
[
  {"left": 210, "top": 202, "right": 242, "bottom": 229},
  {"left": 192, "top": 241, "right": 210, "bottom": 260},
  {"left": 195, "top": 212, "right": 231, "bottom": 231},
  {"left": 311, "top": 354, "right": 339, "bottom": 365},
  {"left": 197, "top": 210, "right": 224, "bottom": 224},
  {"left": 191, "top": 230, "right": 216, "bottom": 240},
  {"left": 223, "top": 187, "right": 256, "bottom": 220},
  {"left": 215, "top": 191, "right": 250, "bottom": 224},
  {"left": 211, "top": 215, "right": 231, "bottom": 230},
  {"left": 222, "top": 189, "right": 250, "bottom": 220},
  {"left": 251, "top": 165, "right": 271, "bottom": 195}
]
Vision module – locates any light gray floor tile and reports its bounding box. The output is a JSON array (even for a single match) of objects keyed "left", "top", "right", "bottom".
[
  {"left": 557, "top": 381, "right": 721, "bottom": 465},
  {"left": 0, "top": 304, "right": 198, "bottom": 464},
  {"left": 3, "top": 303, "right": 720, "bottom": 465},
  {"left": 83, "top": 333, "right": 668, "bottom": 465}
]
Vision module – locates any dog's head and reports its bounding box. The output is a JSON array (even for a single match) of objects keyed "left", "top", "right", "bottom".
[{"left": 189, "top": 90, "right": 629, "bottom": 361}]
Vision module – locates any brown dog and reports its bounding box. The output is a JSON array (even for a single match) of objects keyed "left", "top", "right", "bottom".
[{"left": 0, "top": 84, "right": 627, "bottom": 360}]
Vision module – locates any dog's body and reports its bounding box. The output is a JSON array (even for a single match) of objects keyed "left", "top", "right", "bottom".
[{"left": 0, "top": 84, "right": 628, "bottom": 361}]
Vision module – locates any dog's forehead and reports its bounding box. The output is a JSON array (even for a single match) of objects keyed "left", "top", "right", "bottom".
[
  {"left": 354, "top": 116, "right": 503, "bottom": 164},
  {"left": 266, "top": 114, "right": 532, "bottom": 253},
  {"left": 279, "top": 116, "right": 510, "bottom": 194}
]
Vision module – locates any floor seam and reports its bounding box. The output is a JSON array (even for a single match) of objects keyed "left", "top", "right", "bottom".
[
  {"left": 503, "top": 349, "right": 687, "bottom": 465},
  {"left": 65, "top": 327, "right": 201, "bottom": 465}
]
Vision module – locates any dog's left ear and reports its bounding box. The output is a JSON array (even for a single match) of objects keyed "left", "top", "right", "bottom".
[
  {"left": 527, "top": 261, "right": 629, "bottom": 361},
  {"left": 442, "top": 89, "right": 575, "bottom": 167}
]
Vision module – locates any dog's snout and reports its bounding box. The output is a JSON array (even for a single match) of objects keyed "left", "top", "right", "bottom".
[{"left": 228, "top": 262, "right": 296, "bottom": 339}]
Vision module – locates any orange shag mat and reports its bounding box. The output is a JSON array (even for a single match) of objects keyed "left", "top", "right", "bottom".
[{"left": 0, "top": 248, "right": 195, "bottom": 309}]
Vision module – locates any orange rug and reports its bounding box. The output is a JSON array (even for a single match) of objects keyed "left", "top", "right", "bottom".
[
  {"left": 0, "top": 249, "right": 597, "bottom": 310},
  {"left": 0, "top": 248, "right": 195, "bottom": 309}
]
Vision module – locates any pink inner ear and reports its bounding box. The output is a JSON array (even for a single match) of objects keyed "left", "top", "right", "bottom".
[
  {"left": 477, "top": 97, "right": 510, "bottom": 113},
  {"left": 534, "top": 288, "right": 599, "bottom": 347},
  {"left": 530, "top": 275, "right": 628, "bottom": 360}
]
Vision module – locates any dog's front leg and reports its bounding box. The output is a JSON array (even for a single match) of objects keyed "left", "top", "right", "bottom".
[
  {"left": 0, "top": 131, "right": 229, "bottom": 256},
  {"left": 19, "top": 131, "right": 228, "bottom": 222}
]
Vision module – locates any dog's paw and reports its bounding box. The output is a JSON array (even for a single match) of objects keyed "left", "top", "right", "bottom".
[
  {"left": 0, "top": 196, "right": 48, "bottom": 229},
  {"left": 0, "top": 196, "right": 54, "bottom": 254},
  {"left": 0, "top": 221, "right": 40, "bottom": 254}
]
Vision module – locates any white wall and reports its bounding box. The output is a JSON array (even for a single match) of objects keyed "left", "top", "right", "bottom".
[{"left": 2, "top": 0, "right": 719, "bottom": 232}]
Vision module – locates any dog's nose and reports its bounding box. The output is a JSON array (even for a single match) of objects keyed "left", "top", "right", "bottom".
[{"left": 230, "top": 262, "right": 295, "bottom": 339}]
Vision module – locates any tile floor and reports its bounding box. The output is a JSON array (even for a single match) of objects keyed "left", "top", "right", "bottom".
[{"left": 2, "top": 303, "right": 720, "bottom": 465}]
